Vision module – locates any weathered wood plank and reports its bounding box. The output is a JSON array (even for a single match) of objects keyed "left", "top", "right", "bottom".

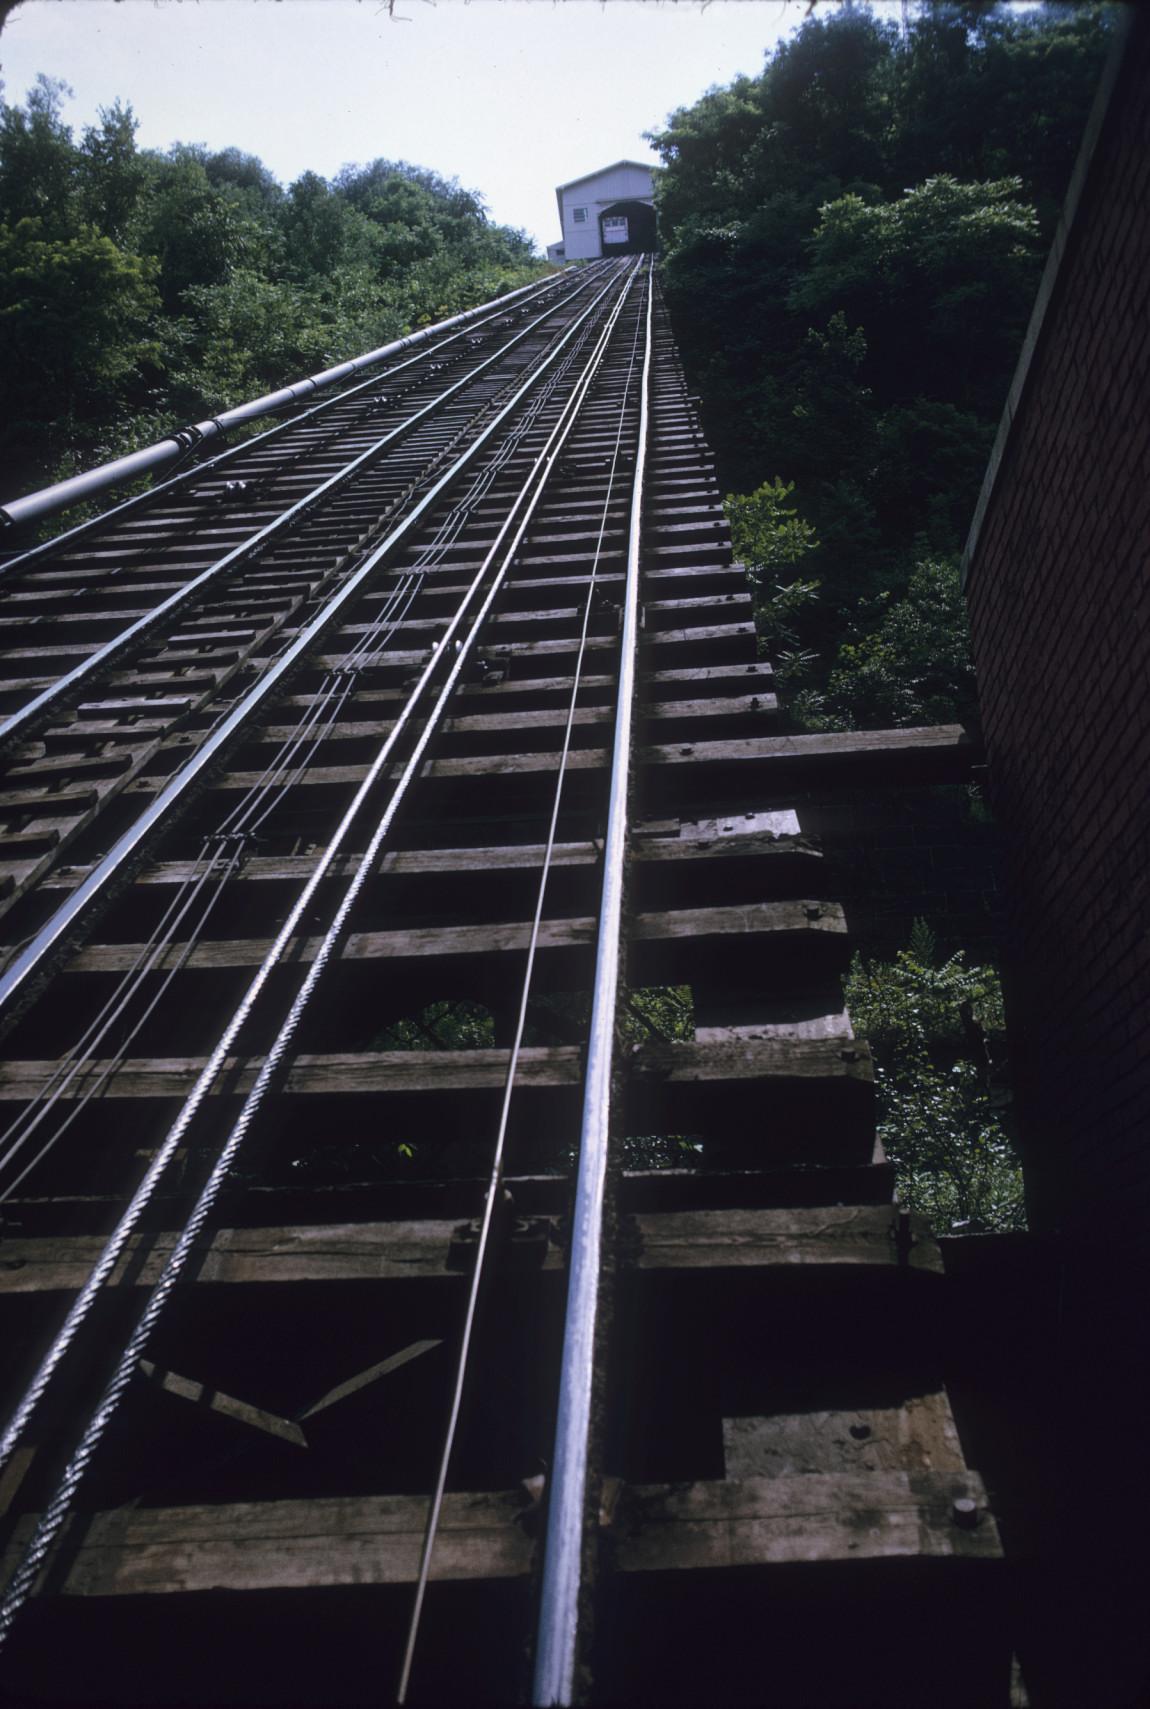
[
  {"left": 0, "top": 1204, "right": 932, "bottom": 1295},
  {"left": 125, "top": 725, "right": 974, "bottom": 795},
  {"left": 205, "top": 692, "right": 774, "bottom": 750},
  {"left": 0, "top": 1037, "right": 872, "bottom": 1105},
  {"left": 0, "top": 1146, "right": 897, "bottom": 1238},
  {"left": 613, "top": 1469, "right": 1000, "bottom": 1573},
  {"left": 0, "top": 1470, "right": 998, "bottom": 1598},
  {"left": 722, "top": 1391, "right": 967, "bottom": 1480},
  {"left": 645, "top": 725, "right": 979, "bottom": 780},
  {"left": 65, "top": 900, "right": 845, "bottom": 976},
  {"left": 38, "top": 830, "right": 821, "bottom": 893},
  {"left": 294, "top": 622, "right": 754, "bottom": 675}
]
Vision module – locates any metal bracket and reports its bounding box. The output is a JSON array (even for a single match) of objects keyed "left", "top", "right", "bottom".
[{"left": 447, "top": 1212, "right": 553, "bottom": 1272}]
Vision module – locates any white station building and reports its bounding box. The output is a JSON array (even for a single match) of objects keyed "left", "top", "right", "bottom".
[{"left": 547, "top": 161, "right": 658, "bottom": 263}]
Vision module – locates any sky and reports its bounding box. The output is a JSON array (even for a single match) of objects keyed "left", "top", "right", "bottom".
[{"left": 0, "top": 0, "right": 839, "bottom": 251}]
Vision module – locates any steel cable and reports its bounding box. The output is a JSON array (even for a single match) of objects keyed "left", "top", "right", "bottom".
[
  {"left": 396, "top": 266, "right": 648, "bottom": 1705},
  {"left": 0, "top": 266, "right": 618, "bottom": 751},
  {"left": 0, "top": 298, "right": 596, "bottom": 1200},
  {"left": 0, "top": 265, "right": 639, "bottom": 1540},
  {"left": 0, "top": 266, "right": 590, "bottom": 582},
  {"left": 0, "top": 269, "right": 630, "bottom": 1025}
]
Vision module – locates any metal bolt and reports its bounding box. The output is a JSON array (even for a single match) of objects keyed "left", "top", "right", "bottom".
[
  {"left": 849, "top": 1423, "right": 871, "bottom": 1440},
  {"left": 804, "top": 904, "right": 822, "bottom": 921},
  {"left": 952, "top": 1498, "right": 980, "bottom": 1530}
]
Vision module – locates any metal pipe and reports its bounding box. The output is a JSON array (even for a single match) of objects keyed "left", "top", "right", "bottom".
[
  {"left": 532, "top": 259, "right": 654, "bottom": 1707},
  {"left": 0, "top": 268, "right": 629, "bottom": 1031},
  {"left": 0, "top": 270, "right": 569, "bottom": 532},
  {"left": 0, "top": 264, "right": 641, "bottom": 1648},
  {"left": 0, "top": 268, "right": 590, "bottom": 583},
  {"left": 0, "top": 269, "right": 608, "bottom": 751}
]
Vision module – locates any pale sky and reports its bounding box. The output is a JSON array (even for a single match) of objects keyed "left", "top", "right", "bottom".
[{"left": 0, "top": 0, "right": 840, "bottom": 251}]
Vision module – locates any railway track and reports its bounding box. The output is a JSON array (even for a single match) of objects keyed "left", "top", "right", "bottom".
[{"left": 0, "top": 260, "right": 1007, "bottom": 1705}]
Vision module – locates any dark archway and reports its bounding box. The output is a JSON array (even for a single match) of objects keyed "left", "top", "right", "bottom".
[{"left": 598, "top": 199, "right": 657, "bottom": 257}]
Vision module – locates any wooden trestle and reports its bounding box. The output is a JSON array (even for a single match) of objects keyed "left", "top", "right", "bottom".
[{"left": 0, "top": 263, "right": 1007, "bottom": 1704}]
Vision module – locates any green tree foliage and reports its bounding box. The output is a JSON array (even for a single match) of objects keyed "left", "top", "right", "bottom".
[
  {"left": 823, "top": 554, "right": 978, "bottom": 729},
  {"left": 0, "top": 217, "right": 160, "bottom": 476},
  {"left": 652, "top": 1, "right": 1111, "bottom": 729},
  {"left": 0, "top": 74, "right": 77, "bottom": 230},
  {"left": 725, "top": 477, "right": 821, "bottom": 686},
  {"left": 844, "top": 926, "right": 1024, "bottom": 1234},
  {"left": 0, "top": 81, "right": 547, "bottom": 499}
]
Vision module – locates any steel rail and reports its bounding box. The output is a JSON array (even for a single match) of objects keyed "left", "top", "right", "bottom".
[
  {"left": 397, "top": 271, "right": 647, "bottom": 1707},
  {"left": 0, "top": 267, "right": 617, "bottom": 752},
  {"left": 0, "top": 265, "right": 631, "bottom": 1030},
  {"left": 0, "top": 263, "right": 639, "bottom": 1492},
  {"left": 0, "top": 268, "right": 591, "bottom": 587},
  {"left": 0, "top": 261, "right": 635, "bottom": 1032},
  {"left": 532, "top": 257, "right": 655, "bottom": 1709},
  {"left": 0, "top": 267, "right": 643, "bottom": 1645},
  {"left": 0, "top": 267, "right": 591, "bottom": 535},
  {"left": 0, "top": 559, "right": 424, "bottom": 1195}
]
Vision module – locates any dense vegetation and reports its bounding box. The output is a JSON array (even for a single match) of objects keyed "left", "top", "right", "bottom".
[
  {"left": 0, "top": 76, "right": 546, "bottom": 500},
  {"left": 652, "top": 0, "right": 1112, "bottom": 731},
  {"left": 844, "top": 923, "right": 1023, "bottom": 1232},
  {"left": 652, "top": 2, "right": 1112, "bottom": 1228}
]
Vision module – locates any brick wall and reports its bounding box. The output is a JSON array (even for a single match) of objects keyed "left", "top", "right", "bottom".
[{"left": 963, "top": 16, "right": 1150, "bottom": 1233}]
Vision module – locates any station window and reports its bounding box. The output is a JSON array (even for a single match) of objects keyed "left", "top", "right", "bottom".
[{"left": 572, "top": 206, "right": 588, "bottom": 224}]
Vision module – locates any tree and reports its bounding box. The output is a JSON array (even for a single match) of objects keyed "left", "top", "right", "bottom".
[
  {"left": 0, "top": 72, "right": 551, "bottom": 500},
  {"left": 0, "top": 75, "right": 78, "bottom": 233},
  {"left": 281, "top": 171, "right": 380, "bottom": 281},
  {"left": 137, "top": 148, "right": 273, "bottom": 308},
  {"left": 652, "top": 2, "right": 1109, "bottom": 733},
  {"left": 792, "top": 174, "right": 1041, "bottom": 415},
  {"left": 78, "top": 102, "right": 146, "bottom": 243},
  {"left": 823, "top": 554, "right": 978, "bottom": 729},
  {"left": 0, "top": 217, "right": 159, "bottom": 483}
]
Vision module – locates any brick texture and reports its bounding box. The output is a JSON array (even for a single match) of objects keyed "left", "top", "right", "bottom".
[{"left": 965, "top": 21, "right": 1150, "bottom": 1233}]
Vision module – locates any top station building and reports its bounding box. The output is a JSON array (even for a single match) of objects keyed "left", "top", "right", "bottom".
[{"left": 547, "top": 160, "right": 658, "bottom": 263}]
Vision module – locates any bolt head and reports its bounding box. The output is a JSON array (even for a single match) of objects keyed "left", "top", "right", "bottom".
[{"left": 952, "top": 1497, "right": 980, "bottom": 1529}]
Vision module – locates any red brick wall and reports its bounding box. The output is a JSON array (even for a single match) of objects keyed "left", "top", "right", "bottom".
[{"left": 964, "top": 18, "right": 1150, "bottom": 1232}]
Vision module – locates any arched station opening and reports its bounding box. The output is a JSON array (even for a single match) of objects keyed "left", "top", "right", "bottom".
[{"left": 598, "top": 200, "right": 657, "bottom": 257}]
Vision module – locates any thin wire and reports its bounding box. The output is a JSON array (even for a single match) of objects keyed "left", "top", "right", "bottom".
[
  {"left": 396, "top": 267, "right": 647, "bottom": 1706},
  {"left": 0, "top": 266, "right": 638, "bottom": 1567},
  {"left": 0, "top": 283, "right": 598, "bottom": 1197},
  {"left": 0, "top": 844, "right": 240, "bottom": 1191},
  {"left": 0, "top": 273, "right": 606, "bottom": 749},
  {"left": 0, "top": 267, "right": 584, "bottom": 585}
]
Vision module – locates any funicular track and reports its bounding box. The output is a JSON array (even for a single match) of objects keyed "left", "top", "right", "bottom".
[{"left": 0, "top": 262, "right": 1008, "bottom": 1707}]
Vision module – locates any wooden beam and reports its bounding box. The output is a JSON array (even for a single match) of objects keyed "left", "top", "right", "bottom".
[
  {"left": 0, "top": 1204, "right": 934, "bottom": 1296},
  {"left": 121, "top": 724, "right": 974, "bottom": 797},
  {"left": 644, "top": 725, "right": 980, "bottom": 782},
  {"left": 0, "top": 1470, "right": 998, "bottom": 1599},
  {"left": 36, "top": 830, "right": 823, "bottom": 893},
  {"left": 0, "top": 1037, "right": 873, "bottom": 1107},
  {"left": 63, "top": 900, "right": 846, "bottom": 976}
]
